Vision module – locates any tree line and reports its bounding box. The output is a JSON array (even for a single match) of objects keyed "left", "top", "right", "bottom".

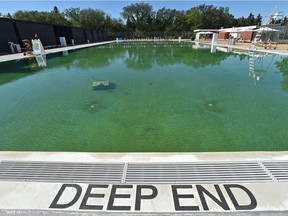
[{"left": 1, "top": 3, "right": 287, "bottom": 34}]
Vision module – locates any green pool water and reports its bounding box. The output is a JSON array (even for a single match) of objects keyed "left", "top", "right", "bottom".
[{"left": 1, "top": 42, "right": 288, "bottom": 152}]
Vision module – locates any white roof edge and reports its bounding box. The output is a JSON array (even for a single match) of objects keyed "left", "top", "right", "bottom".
[
  {"left": 194, "top": 26, "right": 258, "bottom": 33},
  {"left": 194, "top": 29, "right": 219, "bottom": 33},
  {"left": 219, "top": 25, "right": 257, "bottom": 32},
  {"left": 195, "top": 31, "right": 215, "bottom": 34}
]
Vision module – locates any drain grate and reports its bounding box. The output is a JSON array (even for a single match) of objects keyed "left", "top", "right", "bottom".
[
  {"left": 262, "top": 161, "right": 288, "bottom": 181},
  {"left": 125, "top": 162, "right": 272, "bottom": 184},
  {"left": 0, "top": 161, "right": 124, "bottom": 183},
  {"left": 0, "top": 160, "right": 287, "bottom": 184}
]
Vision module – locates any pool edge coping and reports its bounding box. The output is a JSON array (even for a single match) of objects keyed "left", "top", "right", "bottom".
[
  {"left": 0, "top": 151, "right": 287, "bottom": 163},
  {"left": 0, "top": 41, "right": 115, "bottom": 63}
]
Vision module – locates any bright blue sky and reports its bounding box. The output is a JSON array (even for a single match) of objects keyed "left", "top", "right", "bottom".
[{"left": 0, "top": 1, "right": 287, "bottom": 20}]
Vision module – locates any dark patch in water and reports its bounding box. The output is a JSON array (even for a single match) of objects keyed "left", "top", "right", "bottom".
[
  {"left": 144, "top": 126, "right": 159, "bottom": 135},
  {"left": 120, "top": 121, "right": 129, "bottom": 128},
  {"left": 82, "top": 100, "right": 104, "bottom": 113},
  {"left": 58, "top": 119, "right": 74, "bottom": 125},
  {"left": 200, "top": 100, "right": 223, "bottom": 113},
  {"left": 93, "top": 82, "right": 116, "bottom": 91}
]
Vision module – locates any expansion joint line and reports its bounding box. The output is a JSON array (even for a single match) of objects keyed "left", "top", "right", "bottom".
[
  {"left": 258, "top": 162, "right": 277, "bottom": 182},
  {"left": 121, "top": 163, "right": 128, "bottom": 184}
]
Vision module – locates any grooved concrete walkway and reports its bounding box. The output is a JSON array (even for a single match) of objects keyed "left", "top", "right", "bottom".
[
  {"left": 0, "top": 41, "right": 115, "bottom": 63},
  {"left": 0, "top": 152, "right": 288, "bottom": 215},
  {"left": 1, "top": 160, "right": 288, "bottom": 184}
]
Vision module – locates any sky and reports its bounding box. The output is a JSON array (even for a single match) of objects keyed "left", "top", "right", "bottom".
[{"left": 0, "top": 1, "right": 287, "bottom": 20}]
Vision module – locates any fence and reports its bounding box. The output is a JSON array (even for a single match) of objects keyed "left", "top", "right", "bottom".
[
  {"left": 0, "top": 17, "right": 108, "bottom": 55},
  {"left": 108, "top": 27, "right": 288, "bottom": 43},
  {"left": 108, "top": 31, "right": 195, "bottom": 40}
]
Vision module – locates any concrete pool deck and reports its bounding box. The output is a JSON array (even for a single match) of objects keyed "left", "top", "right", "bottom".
[
  {"left": 1, "top": 151, "right": 288, "bottom": 162},
  {"left": 1, "top": 40, "right": 288, "bottom": 64},
  {"left": 0, "top": 151, "right": 288, "bottom": 215},
  {"left": 194, "top": 40, "right": 288, "bottom": 56},
  {"left": 0, "top": 41, "right": 115, "bottom": 63}
]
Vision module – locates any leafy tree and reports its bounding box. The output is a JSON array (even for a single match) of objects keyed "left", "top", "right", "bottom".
[
  {"left": 283, "top": 16, "right": 288, "bottom": 25},
  {"left": 13, "top": 10, "right": 39, "bottom": 21},
  {"left": 236, "top": 16, "right": 247, "bottom": 26},
  {"left": 153, "top": 7, "right": 179, "bottom": 32},
  {"left": 235, "top": 13, "right": 261, "bottom": 27},
  {"left": 79, "top": 8, "right": 107, "bottom": 30},
  {"left": 121, "top": 2, "right": 154, "bottom": 34},
  {"left": 197, "top": 4, "right": 215, "bottom": 29},
  {"left": 47, "top": 12, "right": 70, "bottom": 25},
  {"left": 186, "top": 7, "right": 201, "bottom": 30},
  {"left": 255, "top": 13, "right": 262, "bottom": 25},
  {"left": 9, "top": 3, "right": 264, "bottom": 37},
  {"left": 13, "top": 10, "right": 68, "bottom": 25},
  {"left": 173, "top": 10, "right": 188, "bottom": 31},
  {"left": 53, "top": 6, "right": 60, "bottom": 14},
  {"left": 247, "top": 13, "right": 256, "bottom": 25},
  {"left": 105, "top": 17, "right": 126, "bottom": 32},
  {"left": 217, "top": 6, "right": 236, "bottom": 28},
  {"left": 195, "top": 4, "right": 235, "bottom": 29},
  {"left": 64, "top": 8, "right": 109, "bottom": 30},
  {"left": 0, "top": 12, "right": 12, "bottom": 18},
  {"left": 63, "top": 7, "right": 81, "bottom": 27}
]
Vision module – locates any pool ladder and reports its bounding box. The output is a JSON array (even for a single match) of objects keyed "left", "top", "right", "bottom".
[
  {"left": 248, "top": 51, "right": 260, "bottom": 84},
  {"left": 250, "top": 10, "right": 284, "bottom": 50},
  {"left": 248, "top": 51, "right": 254, "bottom": 73},
  {"left": 250, "top": 29, "right": 263, "bottom": 49}
]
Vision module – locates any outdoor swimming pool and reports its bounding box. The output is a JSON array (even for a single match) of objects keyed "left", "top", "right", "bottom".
[{"left": 0, "top": 42, "right": 288, "bottom": 152}]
